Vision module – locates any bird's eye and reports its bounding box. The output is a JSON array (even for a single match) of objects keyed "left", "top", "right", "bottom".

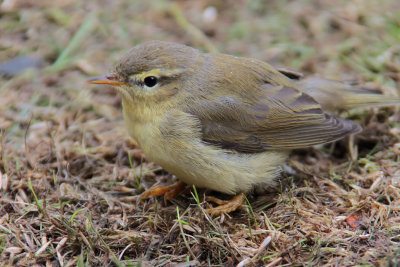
[{"left": 144, "top": 76, "right": 158, "bottom": 87}]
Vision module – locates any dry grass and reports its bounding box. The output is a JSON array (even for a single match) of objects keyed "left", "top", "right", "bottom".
[{"left": 1, "top": 0, "right": 400, "bottom": 266}]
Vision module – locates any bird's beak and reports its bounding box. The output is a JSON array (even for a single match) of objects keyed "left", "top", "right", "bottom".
[{"left": 86, "top": 74, "right": 127, "bottom": 86}]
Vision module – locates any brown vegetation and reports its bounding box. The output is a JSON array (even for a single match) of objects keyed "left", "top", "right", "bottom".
[{"left": 1, "top": 0, "right": 399, "bottom": 266}]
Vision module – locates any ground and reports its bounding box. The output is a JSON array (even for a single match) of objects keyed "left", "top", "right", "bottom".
[{"left": 1, "top": 0, "right": 400, "bottom": 266}]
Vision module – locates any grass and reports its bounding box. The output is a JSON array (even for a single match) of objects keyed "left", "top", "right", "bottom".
[{"left": 1, "top": 0, "right": 400, "bottom": 266}]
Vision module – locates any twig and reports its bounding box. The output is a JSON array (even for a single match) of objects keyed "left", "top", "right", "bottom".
[{"left": 167, "top": 3, "right": 217, "bottom": 53}]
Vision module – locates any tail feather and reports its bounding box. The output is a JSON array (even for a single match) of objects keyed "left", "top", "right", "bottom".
[{"left": 296, "top": 77, "right": 400, "bottom": 112}]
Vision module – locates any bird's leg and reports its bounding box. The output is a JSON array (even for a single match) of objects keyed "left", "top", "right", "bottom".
[
  {"left": 139, "top": 181, "right": 188, "bottom": 202},
  {"left": 205, "top": 193, "right": 245, "bottom": 215}
]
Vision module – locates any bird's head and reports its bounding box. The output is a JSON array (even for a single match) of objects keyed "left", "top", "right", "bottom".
[{"left": 87, "top": 40, "right": 201, "bottom": 103}]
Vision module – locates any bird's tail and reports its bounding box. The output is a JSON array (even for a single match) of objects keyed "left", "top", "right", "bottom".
[{"left": 295, "top": 77, "right": 400, "bottom": 112}]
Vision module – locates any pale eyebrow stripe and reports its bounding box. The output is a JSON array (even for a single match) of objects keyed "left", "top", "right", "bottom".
[{"left": 132, "top": 68, "right": 186, "bottom": 80}]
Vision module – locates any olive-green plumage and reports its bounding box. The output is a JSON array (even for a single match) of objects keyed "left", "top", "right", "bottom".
[{"left": 88, "top": 40, "right": 399, "bottom": 195}]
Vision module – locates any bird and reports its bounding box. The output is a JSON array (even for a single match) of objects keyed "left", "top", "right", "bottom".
[{"left": 87, "top": 40, "right": 399, "bottom": 215}]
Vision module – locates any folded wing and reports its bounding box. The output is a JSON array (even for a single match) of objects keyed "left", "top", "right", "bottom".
[{"left": 184, "top": 84, "right": 361, "bottom": 153}]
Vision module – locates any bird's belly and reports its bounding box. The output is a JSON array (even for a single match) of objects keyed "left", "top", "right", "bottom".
[
  {"left": 126, "top": 122, "right": 207, "bottom": 187},
  {"left": 127, "top": 121, "right": 288, "bottom": 194}
]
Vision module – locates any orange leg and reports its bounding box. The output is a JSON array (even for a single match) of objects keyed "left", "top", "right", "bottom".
[
  {"left": 139, "top": 181, "right": 187, "bottom": 201},
  {"left": 205, "top": 193, "right": 245, "bottom": 216}
]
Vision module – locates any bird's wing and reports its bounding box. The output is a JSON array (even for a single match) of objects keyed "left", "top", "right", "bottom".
[{"left": 183, "top": 84, "right": 361, "bottom": 153}]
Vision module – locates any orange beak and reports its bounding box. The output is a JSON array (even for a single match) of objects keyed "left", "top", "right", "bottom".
[{"left": 86, "top": 74, "right": 127, "bottom": 86}]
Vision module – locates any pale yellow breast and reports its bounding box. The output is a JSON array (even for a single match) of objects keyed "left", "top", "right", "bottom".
[
  {"left": 121, "top": 100, "right": 288, "bottom": 194},
  {"left": 122, "top": 101, "right": 174, "bottom": 168}
]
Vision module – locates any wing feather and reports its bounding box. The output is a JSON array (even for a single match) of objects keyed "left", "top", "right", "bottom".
[{"left": 183, "top": 84, "right": 361, "bottom": 153}]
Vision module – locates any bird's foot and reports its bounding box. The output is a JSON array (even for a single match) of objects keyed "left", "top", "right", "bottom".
[
  {"left": 139, "top": 181, "right": 187, "bottom": 202},
  {"left": 205, "top": 193, "right": 245, "bottom": 216}
]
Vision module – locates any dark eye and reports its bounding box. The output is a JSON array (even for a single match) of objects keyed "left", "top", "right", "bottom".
[{"left": 144, "top": 76, "right": 158, "bottom": 87}]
